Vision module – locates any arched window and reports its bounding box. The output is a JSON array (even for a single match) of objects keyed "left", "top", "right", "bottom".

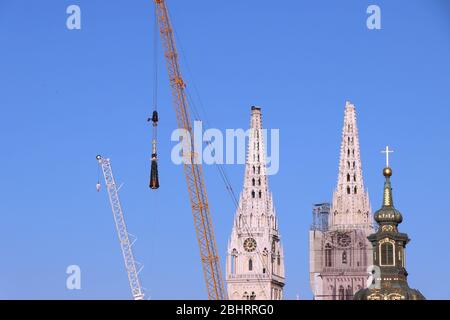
[
  {"left": 262, "top": 248, "right": 268, "bottom": 274},
  {"left": 339, "top": 286, "right": 345, "bottom": 300},
  {"left": 325, "top": 244, "right": 332, "bottom": 267},
  {"left": 258, "top": 166, "right": 261, "bottom": 174},
  {"left": 381, "top": 242, "right": 394, "bottom": 266},
  {"left": 253, "top": 166, "right": 255, "bottom": 174},
  {"left": 346, "top": 286, "right": 353, "bottom": 300},
  {"left": 347, "top": 161, "right": 350, "bottom": 169},
  {"left": 252, "top": 178, "right": 255, "bottom": 186},
  {"left": 342, "top": 251, "right": 347, "bottom": 264},
  {"left": 358, "top": 242, "right": 365, "bottom": 267},
  {"left": 231, "top": 249, "right": 238, "bottom": 274},
  {"left": 258, "top": 178, "right": 261, "bottom": 186},
  {"left": 398, "top": 247, "right": 403, "bottom": 267},
  {"left": 347, "top": 149, "right": 350, "bottom": 156},
  {"left": 251, "top": 190, "right": 255, "bottom": 198},
  {"left": 354, "top": 174, "right": 356, "bottom": 182},
  {"left": 353, "top": 161, "right": 355, "bottom": 168},
  {"left": 354, "top": 186, "right": 357, "bottom": 194},
  {"left": 347, "top": 174, "right": 350, "bottom": 182},
  {"left": 347, "top": 186, "right": 351, "bottom": 194},
  {"left": 259, "top": 191, "right": 262, "bottom": 198},
  {"left": 249, "top": 259, "right": 253, "bottom": 271}
]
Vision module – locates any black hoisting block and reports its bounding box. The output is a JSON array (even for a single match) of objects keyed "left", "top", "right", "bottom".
[
  {"left": 150, "top": 156, "right": 160, "bottom": 189},
  {"left": 151, "top": 110, "right": 158, "bottom": 125}
]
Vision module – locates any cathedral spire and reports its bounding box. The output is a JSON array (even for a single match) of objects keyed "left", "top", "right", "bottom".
[
  {"left": 309, "top": 101, "right": 374, "bottom": 300},
  {"left": 226, "top": 106, "right": 285, "bottom": 300},
  {"left": 242, "top": 106, "right": 269, "bottom": 206},
  {"left": 336, "top": 101, "right": 365, "bottom": 194},
  {"left": 330, "top": 101, "right": 372, "bottom": 229}
]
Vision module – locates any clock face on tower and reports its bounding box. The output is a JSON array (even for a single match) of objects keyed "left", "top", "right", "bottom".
[
  {"left": 337, "top": 233, "right": 351, "bottom": 247},
  {"left": 243, "top": 238, "right": 257, "bottom": 252}
]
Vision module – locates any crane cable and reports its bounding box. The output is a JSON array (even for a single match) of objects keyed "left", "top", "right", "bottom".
[
  {"left": 149, "top": 4, "right": 160, "bottom": 190},
  {"left": 153, "top": 3, "right": 158, "bottom": 113},
  {"left": 96, "top": 161, "right": 102, "bottom": 192}
]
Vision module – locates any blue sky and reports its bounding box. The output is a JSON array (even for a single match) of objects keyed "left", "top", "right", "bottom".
[{"left": 0, "top": 0, "right": 449, "bottom": 299}]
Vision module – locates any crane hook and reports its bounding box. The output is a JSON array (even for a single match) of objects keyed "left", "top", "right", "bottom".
[{"left": 96, "top": 155, "right": 102, "bottom": 192}]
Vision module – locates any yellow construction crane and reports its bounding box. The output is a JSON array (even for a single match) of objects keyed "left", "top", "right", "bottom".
[{"left": 153, "top": 0, "right": 226, "bottom": 300}]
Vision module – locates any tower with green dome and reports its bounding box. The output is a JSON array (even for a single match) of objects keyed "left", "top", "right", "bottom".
[{"left": 354, "top": 147, "right": 425, "bottom": 300}]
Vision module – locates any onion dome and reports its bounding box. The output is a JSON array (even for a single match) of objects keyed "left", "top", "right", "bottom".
[{"left": 374, "top": 167, "right": 403, "bottom": 225}]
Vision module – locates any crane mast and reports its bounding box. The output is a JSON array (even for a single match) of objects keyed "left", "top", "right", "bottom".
[
  {"left": 153, "top": 0, "right": 226, "bottom": 300},
  {"left": 97, "top": 155, "right": 145, "bottom": 300}
]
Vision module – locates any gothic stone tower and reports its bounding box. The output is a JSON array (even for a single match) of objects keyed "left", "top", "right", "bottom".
[
  {"left": 226, "top": 106, "right": 285, "bottom": 300},
  {"left": 309, "top": 101, "right": 374, "bottom": 300},
  {"left": 354, "top": 161, "right": 425, "bottom": 300}
]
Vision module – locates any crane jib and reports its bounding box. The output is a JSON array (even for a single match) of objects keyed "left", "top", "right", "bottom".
[{"left": 154, "top": 0, "right": 227, "bottom": 300}]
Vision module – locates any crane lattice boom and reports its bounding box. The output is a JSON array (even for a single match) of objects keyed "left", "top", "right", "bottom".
[
  {"left": 153, "top": 0, "right": 226, "bottom": 300},
  {"left": 97, "top": 156, "right": 145, "bottom": 300}
]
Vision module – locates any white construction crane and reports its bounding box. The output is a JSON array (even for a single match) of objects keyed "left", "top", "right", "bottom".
[{"left": 96, "top": 155, "right": 145, "bottom": 300}]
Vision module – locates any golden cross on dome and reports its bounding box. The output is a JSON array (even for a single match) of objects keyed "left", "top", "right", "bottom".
[{"left": 381, "top": 145, "right": 394, "bottom": 168}]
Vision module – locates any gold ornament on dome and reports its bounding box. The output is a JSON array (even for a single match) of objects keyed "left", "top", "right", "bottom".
[
  {"left": 384, "top": 187, "right": 391, "bottom": 206},
  {"left": 387, "top": 293, "right": 404, "bottom": 300}
]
